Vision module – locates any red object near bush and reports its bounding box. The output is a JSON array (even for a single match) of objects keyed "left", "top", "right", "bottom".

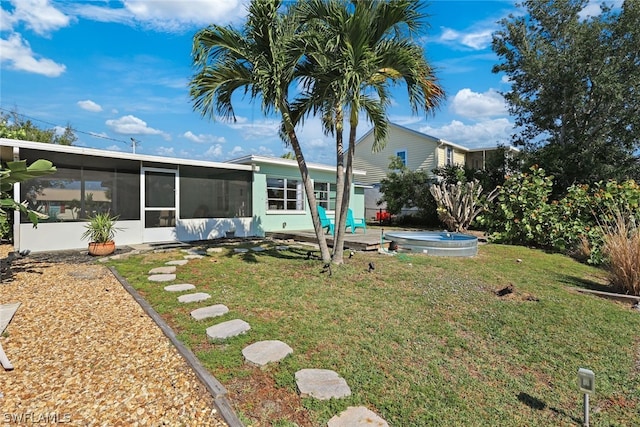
[{"left": 376, "top": 211, "right": 391, "bottom": 222}]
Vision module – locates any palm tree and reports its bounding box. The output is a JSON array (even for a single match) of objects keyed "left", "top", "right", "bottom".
[
  {"left": 189, "top": 0, "right": 333, "bottom": 262},
  {"left": 295, "top": 0, "right": 444, "bottom": 263}
]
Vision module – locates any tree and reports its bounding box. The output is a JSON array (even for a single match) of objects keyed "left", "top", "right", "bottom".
[
  {"left": 0, "top": 111, "right": 77, "bottom": 145},
  {"left": 189, "top": 0, "right": 333, "bottom": 262},
  {"left": 294, "top": 0, "right": 444, "bottom": 263},
  {"left": 378, "top": 156, "right": 438, "bottom": 224},
  {"left": 492, "top": 0, "right": 640, "bottom": 192}
]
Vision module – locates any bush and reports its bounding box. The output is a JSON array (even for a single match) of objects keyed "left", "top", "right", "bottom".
[{"left": 601, "top": 209, "right": 640, "bottom": 296}]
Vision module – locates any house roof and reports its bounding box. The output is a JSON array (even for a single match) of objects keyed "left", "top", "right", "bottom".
[
  {"left": 227, "top": 154, "right": 366, "bottom": 176},
  {"left": 355, "top": 122, "right": 516, "bottom": 153},
  {"left": 0, "top": 138, "right": 256, "bottom": 172}
]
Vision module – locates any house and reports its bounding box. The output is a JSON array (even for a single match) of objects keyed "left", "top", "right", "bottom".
[
  {"left": 0, "top": 139, "right": 365, "bottom": 253},
  {"left": 353, "top": 122, "right": 518, "bottom": 218}
]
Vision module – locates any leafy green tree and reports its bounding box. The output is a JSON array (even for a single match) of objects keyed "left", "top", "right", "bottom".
[
  {"left": 492, "top": 0, "right": 640, "bottom": 192},
  {"left": 189, "top": 0, "right": 333, "bottom": 262},
  {"left": 293, "top": 0, "right": 444, "bottom": 262},
  {"left": 0, "top": 111, "right": 76, "bottom": 145},
  {"left": 378, "top": 156, "right": 438, "bottom": 224}
]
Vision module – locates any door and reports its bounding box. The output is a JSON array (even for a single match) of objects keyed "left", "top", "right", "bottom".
[{"left": 142, "top": 168, "right": 178, "bottom": 242}]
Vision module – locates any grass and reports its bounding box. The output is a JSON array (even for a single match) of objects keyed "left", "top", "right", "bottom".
[{"left": 109, "top": 242, "right": 640, "bottom": 426}]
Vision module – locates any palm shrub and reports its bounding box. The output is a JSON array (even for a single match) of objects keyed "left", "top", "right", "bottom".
[{"left": 600, "top": 208, "right": 640, "bottom": 296}]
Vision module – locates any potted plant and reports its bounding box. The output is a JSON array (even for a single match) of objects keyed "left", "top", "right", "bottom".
[{"left": 81, "top": 212, "right": 122, "bottom": 256}]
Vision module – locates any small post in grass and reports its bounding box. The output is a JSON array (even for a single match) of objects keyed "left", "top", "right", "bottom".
[{"left": 578, "top": 368, "right": 595, "bottom": 426}]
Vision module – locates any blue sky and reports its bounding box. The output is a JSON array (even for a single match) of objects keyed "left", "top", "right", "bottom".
[{"left": 0, "top": 0, "right": 609, "bottom": 165}]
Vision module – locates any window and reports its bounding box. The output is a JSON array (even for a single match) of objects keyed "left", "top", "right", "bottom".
[
  {"left": 267, "top": 177, "right": 305, "bottom": 211},
  {"left": 20, "top": 166, "right": 140, "bottom": 223},
  {"left": 314, "top": 181, "right": 337, "bottom": 210},
  {"left": 180, "top": 167, "right": 252, "bottom": 219},
  {"left": 446, "top": 147, "right": 454, "bottom": 166},
  {"left": 396, "top": 150, "right": 407, "bottom": 166}
]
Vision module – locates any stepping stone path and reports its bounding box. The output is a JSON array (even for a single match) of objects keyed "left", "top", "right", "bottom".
[
  {"left": 148, "top": 273, "right": 176, "bottom": 282},
  {"left": 178, "top": 292, "right": 211, "bottom": 303},
  {"left": 206, "top": 319, "right": 250, "bottom": 340},
  {"left": 295, "top": 369, "right": 351, "bottom": 400},
  {"left": 166, "top": 259, "right": 188, "bottom": 266},
  {"left": 242, "top": 340, "right": 293, "bottom": 367},
  {"left": 149, "top": 266, "right": 176, "bottom": 275},
  {"left": 164, "top": 284, "right": 196, "bottom": 292},
  {"left": 327, "top": 407, "right": 389, "bottom": 427},
  {"left": 191, "top": 304, "right": 229, "bottom": 320},
  {"left": 151, "top": 247, "right": 364, "bottom": 423}
]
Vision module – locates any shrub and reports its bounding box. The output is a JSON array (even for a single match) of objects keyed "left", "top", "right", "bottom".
[{"left": 601, "top": 209, "right": 640, "bottom": 296}]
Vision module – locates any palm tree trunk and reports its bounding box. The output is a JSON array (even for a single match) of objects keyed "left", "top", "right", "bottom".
[
  {"left": 282, "top": 118, "right": 332, "bottom": 263},
  {"left": 332, "top": 106, "right": 345, "bottom": 264}
]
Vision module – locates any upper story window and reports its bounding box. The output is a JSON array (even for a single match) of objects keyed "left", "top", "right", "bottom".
[
  {"left": 314, "top": 181, "right": 337, "bottom": 211},
  {"left": 396, "top": 150, "right": 407, "bottom": 166},
  {"left": 267, "top": 177, "right": 305, "bottom": 211},
  {"left": 446, "top": 147, "right": 454, "bottom": 166}
]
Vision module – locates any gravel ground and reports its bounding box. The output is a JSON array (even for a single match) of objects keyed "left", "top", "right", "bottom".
[{"left": 0, "top": 246, "right": 227, "bottom": 426}]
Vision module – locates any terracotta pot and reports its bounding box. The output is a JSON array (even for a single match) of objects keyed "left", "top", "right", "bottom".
[{"left": 88, "top": 241, "right": 115, "bottom": 256}]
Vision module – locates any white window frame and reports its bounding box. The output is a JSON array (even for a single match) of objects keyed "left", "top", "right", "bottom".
[
  {"left": 396, "top": 149, "right": 408, "bottom": 167},
  {"left": 446, "top": 147, "right": 454, "bottom": 166},
  {"left": 266, "top": 176, "right": 305, "bottom": 212}
]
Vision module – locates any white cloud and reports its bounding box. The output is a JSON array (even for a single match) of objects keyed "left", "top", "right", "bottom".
[
  {"left": 105, "top": 115, "right": 170, "bottom": 140},
  {"left": 72, "top": 0, "right": 248, "bottom": 32},
  {"left": 7, "top": 0, "right": 71, "bottom": 35},
  {"left": 77, "top": 100, "right": 103, "bottom": 112},
  {"left": 0, "top": 33, "right": 66, "bottom": 76},
  {"left": 228, "top": 146, "right": 245, "bottom": 157},
  {"left": 105, "top": 144, "right": 124, "bottom": 152},
  {"left": 419, "top": 118, "right": 514, "bottom": 148},
  {"left": 183, "top": 131, "right": 226, "bottom": 144},
  {"left": 226, "top": 119, "right": 280, "bottom": 140},
  {"left": 155, "top": 146, "right": 175, "bottom": 156},
  {"left": 203, "top": 144, "right": 223, "bottom": 158},
  {"left": 451, "top": 88, "right": 507, "bottom": 119},
  {"left": 438, "top": 27, "right": 493, "bottom": 50}
]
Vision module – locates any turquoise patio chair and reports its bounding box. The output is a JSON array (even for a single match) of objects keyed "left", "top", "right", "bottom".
[
  {"left": 346, "top": 208, "right": 366, "bottom": 234},
  {"left": 317, "top": 205, "right": 335, "bottom": 235}
]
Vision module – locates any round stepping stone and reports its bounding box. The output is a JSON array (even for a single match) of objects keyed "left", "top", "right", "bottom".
[
  {"left": 206, "top": 319, "right": 250, "bottom": 340},
  {"left": 251, "top": 247, "right": 266, "bottom": 252},
  {"left": 184, "top": 254, "right": 204, "bottom": 260},
  {"left": 295, "top": 369, "right": 351, "bottom": 400},
  {"left": 242, "top": 340, "right": 293, "bottom": 366},
  {"left": 234, "top": 248, "right": 249, "bottom": 253},
  {"left": 166, "top": 259, "right": 189, "bottom": 266},
  {"left": 164, "top": 283, "right": 196, "bottom": 292},
  {"left": 178, "top": 292, "right": 211, "bottom": 303},
  {"left": 149, "top": 266, "right": 176, "bottom": 275},
  {"left": 327, "top": 407, "right": 389, "bottom": 427},
  {"left": 191, "top": 304, "right": 229, "bottom": 320},
  {"left": 148, "top": 274, "right": 176, "bottom": 282},
  {"left": 207, "top": 247, "right": 224, "bottom": 253}
]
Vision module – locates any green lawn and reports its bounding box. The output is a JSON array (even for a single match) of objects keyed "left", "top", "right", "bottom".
[{"left": 109, "top": 242, "right": 640, "bottom": 426}]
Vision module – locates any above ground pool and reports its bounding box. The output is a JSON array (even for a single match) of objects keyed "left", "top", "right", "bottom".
[{"left": 383, "top": 231, "right": 478, "bottom": 257}]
